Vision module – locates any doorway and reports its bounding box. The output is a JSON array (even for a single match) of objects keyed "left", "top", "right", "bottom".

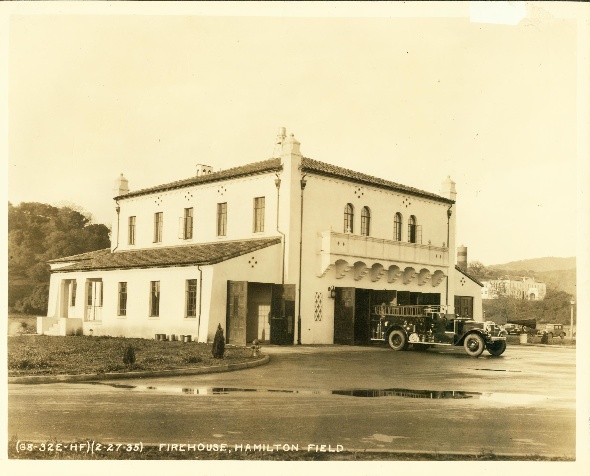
[
  {"left": 334, "top": 287, "right": 440, "bottom": 345},
  {"left": 226, "top": 281, "right": 296, "bottom": 346}
]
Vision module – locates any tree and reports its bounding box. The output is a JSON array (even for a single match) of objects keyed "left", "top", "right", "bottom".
[
  {"left": 8, "top": 201, "right": 111, "bottom": 314},
  {"left": 211, "top": 324, "right": 225, "bottom": 359}
]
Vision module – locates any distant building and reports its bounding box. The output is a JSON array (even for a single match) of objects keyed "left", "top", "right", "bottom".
[{"left": 481, "top": 277, "right": 546, "bottom": 300}]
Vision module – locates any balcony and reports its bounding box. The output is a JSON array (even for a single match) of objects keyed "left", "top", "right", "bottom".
[{"left": 318, "top": 231, "right": 449, "bottom": 286}]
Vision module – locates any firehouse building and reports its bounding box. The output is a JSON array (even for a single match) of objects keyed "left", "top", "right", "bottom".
[{"left": 40, "top": 128, "right": 483, "bottom": 345}]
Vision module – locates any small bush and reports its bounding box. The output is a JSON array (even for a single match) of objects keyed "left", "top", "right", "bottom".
[
  {"left": 123, "top": 346, "right": 136, "bottom": 365},
  {"left": 211, "top": 324, "right": 225, "bottom": 359},
  {"left": 185, "top": 356, "right": 202, "bottom": 364}
]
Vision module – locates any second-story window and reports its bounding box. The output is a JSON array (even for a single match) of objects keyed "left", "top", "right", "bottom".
[
  {"left": 394, "top": 212, "right": 402, "bottom": 241},
  {"left": 408, "top": 215, "right": 421, "bottom": 244},
  {"left": 128, "top": 216, "right": 136, "bottom": 245},
  {"left": 361, "top": 207, "right": 371, "bottom": 236},
  {"left": 344, "top": 203, "right": 354, "bottom": 233},
  {"left": 153, "top": 212, "right": 163, "bottom": 243},
  {"left": 253, "top": 197, "right": 265, "bottom": 232},
  {"left": 183, "top": 207, "right": 193, "bottom": 239},
  {"left": 217, "top": 202, "right": 227, "bottom": 237}
]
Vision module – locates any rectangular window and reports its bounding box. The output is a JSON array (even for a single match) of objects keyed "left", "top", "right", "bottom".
[
  {"left": 217, "top": 202, "right": 227, "bottom": 236},
  {"left": 149, "top": 281, "right": 160, "bottom": 317},
  {"left": 153, "top": 212, "right": 163, "bottom": 243},
  {"left": 185, "top": 279, "right": 198, "bottom": 318},
  {"left": 118, "top": 282, "right": 127, "bottom": 316},
  {"left": 128, "top": 216, "right": 136, "bottom": 245},
  {"left": 253, "top": 197, "right": 265, "bottom": 232},
  {"left": 70, "top": 281, "right": 77, "bottom": 307},
  {"left": 183, "top": 208, "right": 193, "bottom": 239}
]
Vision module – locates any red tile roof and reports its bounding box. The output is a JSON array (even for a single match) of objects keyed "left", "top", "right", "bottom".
[
  {"left": 117, "top": 158, "right": 282, "bottom": 200},
  {"left": 50, "top": 237, "right": 281, "bottom": 272},
  {"left": 301, "top": 157, "right": 453, "bottom": 204}
]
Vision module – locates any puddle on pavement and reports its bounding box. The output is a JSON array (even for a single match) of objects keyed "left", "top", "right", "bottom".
[
  {"left": 475, "top": 368, "right": 522, "bottom": 373},
  {"left": 88, "top": 382, "right": 551, "bottom": 405}
]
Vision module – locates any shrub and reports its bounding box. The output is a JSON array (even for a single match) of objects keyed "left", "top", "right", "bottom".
[
  {"left": 185, "top": 356, "right": 202, "bottom": 364},
  {"left": 211, "top": 324, "right": 225, "bottom": 359},
  {"left": 123, "top": 346, "right": 136, "bottom": 365}
]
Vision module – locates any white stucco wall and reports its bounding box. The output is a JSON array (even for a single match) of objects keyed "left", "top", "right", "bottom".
[
  {"left": 113, "top": 172, "right": 281, "bottom": 252},
  {"left": 47, "top": 242, "right": 282, "bottom": 341},
  {"left": 455, "top": 271, "right": 483, "bottom": 322},
  {"left": 294, "top": 171, "right": 457, "bottom": 344}
]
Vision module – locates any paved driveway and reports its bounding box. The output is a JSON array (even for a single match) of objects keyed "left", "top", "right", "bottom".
[{"left": 8, "top": 344, "right": 576, "bottom": 458}]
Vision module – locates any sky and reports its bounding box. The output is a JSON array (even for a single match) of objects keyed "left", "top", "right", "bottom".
[{"left": 3, "top": 2, "right": 584, "bottom": 266}]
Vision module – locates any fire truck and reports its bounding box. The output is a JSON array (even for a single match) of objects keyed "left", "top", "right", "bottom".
[{"left": 371, "top": 304, "right": 506, "bottom": 357}]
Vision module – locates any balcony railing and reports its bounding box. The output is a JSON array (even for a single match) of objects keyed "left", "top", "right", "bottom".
[{"left": 319, "top": 231, "right": 449, "bottom": 275}]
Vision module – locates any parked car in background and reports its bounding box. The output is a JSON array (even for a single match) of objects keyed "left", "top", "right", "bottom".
[
  {"left": 537, "top": 324, "right": 566, "bottom": 339},
  {"left": 503, "top": 323, "right": 522, "bottom": 335}
]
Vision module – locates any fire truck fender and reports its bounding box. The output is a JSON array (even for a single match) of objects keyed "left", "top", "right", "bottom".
[
  {"left": 384, "top": 325, "right": 406, "bottom": 340},
  {"left": 455, "top": 329, "right": 486, "bottom": 346}
]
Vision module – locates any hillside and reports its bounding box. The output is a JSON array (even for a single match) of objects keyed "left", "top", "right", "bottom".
[
  {"left": 535, "top": 269, "right": 576, "bottom": 296},
  {"left": 487, "top": 257, "right": 576, "bottom": 296},
  {"left": 490, "top": 257, "right": 575, "bottom": 273}
]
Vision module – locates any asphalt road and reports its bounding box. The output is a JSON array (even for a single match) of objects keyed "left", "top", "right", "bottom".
[{"left": 8, "top": 344, "right": 576, "bottom": 458}]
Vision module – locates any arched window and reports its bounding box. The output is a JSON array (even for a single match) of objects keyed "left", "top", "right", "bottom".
[
  {"left": 344, "top": 203, "right": 354, "bottom": 233},
  {"left": 361, "top": 207, "right": 371, "bottom": 236},
  {"left": 408, "top": 215, "right": 420, "bottom": 244},
  {"left": 394, "top": 212, "right": 402, "bottom": 241}
]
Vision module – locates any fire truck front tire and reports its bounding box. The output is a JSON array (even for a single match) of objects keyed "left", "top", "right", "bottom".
[
  {"left": 388, "top": 329, "right": 408, "bottom": 351},
  {"left": 486, "top": 340, "right": 506, "bottom": 356},
  {"left": 463, "top": 333, "right": 485, "bottom": 357}
]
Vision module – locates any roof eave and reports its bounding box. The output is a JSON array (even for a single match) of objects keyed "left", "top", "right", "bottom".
[
  {"left": 300, "top": 164, "right": 454, "bottom": 205},
  {"left": 114, "top": 162, "right": 283, "bottom": 201}
]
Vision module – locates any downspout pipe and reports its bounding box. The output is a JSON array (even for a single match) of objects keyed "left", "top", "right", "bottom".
[
  {"left": 297, "top": 174, "right": 307, "bottom": 345},
  {"left": 112, "top": 199, "right": 121, "bottom": 252},
  {"left": 197, "top": 265, "right": 203, "bottom": 342},
  {"left": 274, "top": 175, "right": 285, "bottom": 285},
  {"left": 445, "top": 205, "right": 453, "bottom": 311}
]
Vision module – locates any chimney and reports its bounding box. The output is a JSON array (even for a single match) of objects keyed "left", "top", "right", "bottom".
[
  {"left": 196, "top": 164, "right": 213, "bottom": 176},
  {"left": 440, "top": 176, "right": 457, "bottom": 200},
  {"left": 113, "top": 173, "right": 129, "bottom": 197},
  {"left": 457, "top": 245, "right": 467, "bottom": 271},
  {"left": 273, "top": 127, "right": 287, "bottom": 157},
  {"left": 281, "top": 132, "right": 301, "bottom": 157}
]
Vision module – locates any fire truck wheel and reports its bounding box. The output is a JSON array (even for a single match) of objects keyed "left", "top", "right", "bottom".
[
  {"left": 463, "top": 333, "right": 485, "bottom": 357},
  {"left": 388, "top": 329, "right": 407, "bottom": 351},
  {"left": 486, "top": 340, "right": 506, "bottom": 356}
]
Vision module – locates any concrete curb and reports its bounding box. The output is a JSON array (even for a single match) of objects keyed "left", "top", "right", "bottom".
[
  {"left": 517, "top": 343, "right": 576, "bottom": 349},
  {"left": 8, "top": 354, "right": 270, "bottom": 385}
]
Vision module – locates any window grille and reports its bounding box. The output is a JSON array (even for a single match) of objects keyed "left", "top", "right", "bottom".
[
  {"left": 344, "top": 203, "right": 354, "bottom": 233},
  {"left": 253, "top": 197, "right": 265, "bottom": 232},
  {"left": 153, "top": 212, "right": 163, "bottom": 243},
  {"left": 394, "top": 213, "right": 402, "bottom": 241},
  {"left": 186, "top": 279, "right": 198, "bottom": 318},
  {"left": 408, "top": 216, "right": 421, "bottom": 244},
  {"left": 361, "top": 207, "right": 371, "bottom": 236},
  {"left": 179, "top": 208, "right": 193, "bottom": 240},
  {"left": 217, "top": 203, "right": 227, "bottom": 236},
  {"left": 128, "top": 216, "right": 136, "bottom": 245}
]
